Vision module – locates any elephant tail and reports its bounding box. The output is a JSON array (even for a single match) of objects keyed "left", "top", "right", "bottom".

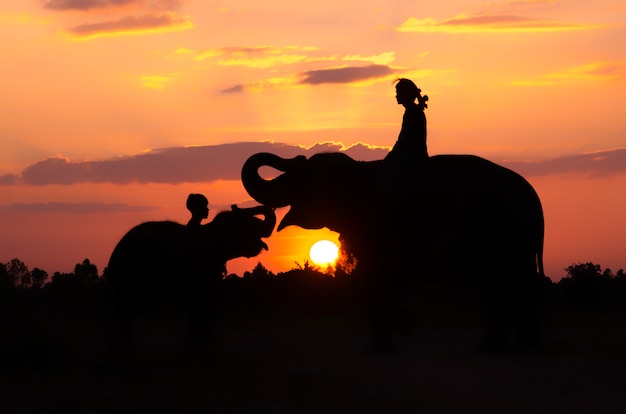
[
  {"left": 536, "top": 207, "right": 545, "bottom": 278},
  {"left": 537, "top": 248, "right": 545, "bottom": 278}
]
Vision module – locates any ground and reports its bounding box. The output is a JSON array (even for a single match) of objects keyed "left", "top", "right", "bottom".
[{"left": 2, "top": 306, "right": 626, "bottom": 414}]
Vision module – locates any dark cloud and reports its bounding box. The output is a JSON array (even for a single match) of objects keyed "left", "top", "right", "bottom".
[
  {"left": 0, "top": 174, "right": 19, "bottom": 186},
  {"left": 67, "top": 13, "right": 188, "bottom": 37},
  {"left": 0, "top": 202, "right": 157, "bottom": 214},
  {"left": 14, "top": 141, "right": 383, "bottom": 186},
  {"left": 221, "top": 84, "right": 245, "bottom": 94},
  {"left": 8, "top": 142, "right": 626, "bottom": 187},
  {"left": 44, "top": 0, "right": 138, "bottom": 11},
  {"left": 44, "top": 0, "right": 183, "bottom": 11},
  {"left": 502, "top": 148, "right": 626, "bottom": 178},
  {"left": 349, "top": 144, "right": 388, "bottom": 159},
  {"left": 299, "top": 65, "right": 395, "bottom": 85}
]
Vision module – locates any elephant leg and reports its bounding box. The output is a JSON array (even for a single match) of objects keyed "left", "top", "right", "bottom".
[
  {"left": 186, "top": 308, "right": 211, "bottom": 351},
  {"left": 511, "top": 272, "right": 543, "bottom": 351},
  {"left": 482, "top": 287, "right": 512, "bottom": 355},
  {"left": 185, "top": 276, "right": 222, "bottom": 351},
  {"left": 368, "top": 302, "right": 396, "bottom": 355},
  {"left": 364, "top": 265, "right": 398, "bottom": 355},
  {"left": 513, "top": 306, "right": 541, "bottom": 351},
  {"left": 106, "top": 303, "right": 135, "bottom": 353}
]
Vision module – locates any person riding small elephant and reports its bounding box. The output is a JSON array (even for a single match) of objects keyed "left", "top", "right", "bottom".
[{"left": 186, "top": 193, "right": 210, "bottom": 227}]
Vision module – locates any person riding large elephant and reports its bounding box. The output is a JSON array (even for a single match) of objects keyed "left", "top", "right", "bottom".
[
  {"left": 241, "top": 150, "right": 545, "bottom": 354},
  {"left": 105, "top": 204, "right": 276, "bottom": 352}
]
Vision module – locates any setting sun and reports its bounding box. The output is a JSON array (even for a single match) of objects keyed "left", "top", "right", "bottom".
[{"left": 309, "top": 240, "right": 339, "bottom": 267}]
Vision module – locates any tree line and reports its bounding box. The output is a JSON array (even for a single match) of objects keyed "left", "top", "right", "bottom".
[{"left": 1, "top": 258, "right": 626, "bottom": 312}]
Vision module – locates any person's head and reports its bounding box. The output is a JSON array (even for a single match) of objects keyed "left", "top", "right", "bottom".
[
  {"left": 394, "top": 78, "right": 428, "bottom": 109},
  {"left": 186, "top": 193, "right": 209, "bottom": 219}
]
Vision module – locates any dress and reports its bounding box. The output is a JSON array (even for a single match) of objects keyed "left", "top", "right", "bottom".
[
  {"left": 381, "top": 103, "right": 428, "bottom": 189},
  {"left": 386, "top": 103, "right": 428, "bottom": 161}
]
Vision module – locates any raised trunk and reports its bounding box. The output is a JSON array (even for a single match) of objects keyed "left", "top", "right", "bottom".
[
  {"left": 231, "top": 204, "right": 277, "bottom": 238},
  {"left": 241, "top": 152, "right": 305, "bottom": 207}
]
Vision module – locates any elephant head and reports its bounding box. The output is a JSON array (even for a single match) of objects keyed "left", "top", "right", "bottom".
[{"left": 210, "top": 204, "right": 277, "bottom": 260}]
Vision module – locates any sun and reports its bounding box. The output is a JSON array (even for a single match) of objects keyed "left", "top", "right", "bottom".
[{"left": 309, "top": 240, "right": 339, "bottom": 266}]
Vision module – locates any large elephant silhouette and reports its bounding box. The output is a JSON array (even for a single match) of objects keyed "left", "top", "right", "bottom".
[
  {"left": 105, "top": 205, "right": 276, "bottom": 351},
  {"left": 242, "top": 152, "right": 545, "bottom": 354}
]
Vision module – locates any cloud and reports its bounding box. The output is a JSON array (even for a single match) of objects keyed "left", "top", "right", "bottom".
[
  {"left": 140, "top": 73, "right": 179, "bottom": 89},
  {"left": 397, "top": 13, "right": 599, "bottom": 33},
  {"left": 220, "top": 84, "right": 246, "bottom": 94},
  {"left": 0, "top": 174, "right": 19, "bottom": 186},
  {"left": 44, "top": 0, "right": 138, "bottom": 10},
  {"left": 44, "top": 0, "right": 183, "bottom": 11},
  {"left": 65, "top": 13, "right": 192, "bottom": 38},
  {"left": 342, "top": 52, "right": 396, "bottom": 66},
  {"left": 174, "top": 46, "right": 399, "bottom": 70},
  {"left": 8, "top": 142, "right": 624, "bottom": 187},
  {"left": 177, "top": 45, "right": 316, "bottom": 62},
  {"left": 199, "top": 46, "right": 318, "bottom": 69},
  {"left": 10, "top": 142, "right": 386, "bottom": 186},
  {"left": 218, "top": 54, "right": 309, "bottom": 69},
  {"left": 299, "top": 65, "right": 396, "bottom": 85},
  {"left": 45, "top": 0, "right": 189, "bottom": 39},
  {"left": 220, "top": 64, "right": 399, "bottom": 93},
  {"left": 0, "top": 202, "right": 158, "bottom": 214},
  {"left": 546, "top": 60, "right": 626, "bottom": 81},
  {"left": 176, "top": 45, "right": 340, "bottom": 70},
  {"left": 502, "top": 148, "right": 626, "bottom": 178},
  {"left": 513, "top": 59, "right": 626, "bottom": 85}
]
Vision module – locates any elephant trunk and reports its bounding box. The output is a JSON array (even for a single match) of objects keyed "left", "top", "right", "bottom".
[{"left": 241, "top": 152, "right": 305, "bottom": 208}]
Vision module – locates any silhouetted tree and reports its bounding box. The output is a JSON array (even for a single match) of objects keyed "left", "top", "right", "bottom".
[
  {"left": 243, "top": 262, "right": 275, "bottom": 280},
  {"left": 292, "top": 259, "right": 320, "bottom": 273},
  {"left": 0, "top": 262, "right": 12, "bottom": 291},
  {"left": 558, "top": 262, "right": 625, "bottom": 310},
  {"left": 30, "top": 268, "right": 48, "bottom": 289},
  {"left": 49, "top": 271, "right": 75, "bottom": 288},
  {"left": 73, "top": 258, "right": 99, "bottom": 286},
  {"left": 6, "top": 258, "right": 28, "bottom": 288}
]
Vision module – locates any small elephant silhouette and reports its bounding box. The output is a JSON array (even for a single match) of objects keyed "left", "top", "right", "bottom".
[{"left": 105, "top": 205, "right": 275, "bottom": 352}]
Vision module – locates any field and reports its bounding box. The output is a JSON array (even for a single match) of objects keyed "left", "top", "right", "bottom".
[{"left": 2, "top": 281, "right": 626, "bottom": 414}]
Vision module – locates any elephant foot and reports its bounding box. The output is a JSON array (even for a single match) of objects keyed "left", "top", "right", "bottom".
[
  {"left": 368, "top": 336, "right": 397, "bottom": 356},
  {"left": 478, "top": 333, "right": 512, "bottom": 356},
  {"left": 514, "top": 333, "right": 542, "bottom": 354},
  {"left": 392, "top": 309, "right": 416, "bottom": 339},
  {"left": 185, "top": 333, "right": 211, "bottom": 353},
  {"left": 514, "top": 316, "right": 543, "bottom": 353}
]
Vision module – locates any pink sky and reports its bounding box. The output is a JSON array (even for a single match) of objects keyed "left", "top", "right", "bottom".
[{"left": 1, "top": 1, "right": 625, "bottom": 281}]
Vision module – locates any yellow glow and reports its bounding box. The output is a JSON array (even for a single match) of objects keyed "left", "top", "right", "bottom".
[
  {"left": 65, "top": 20, "right": 193, "bottom": 41},
  {"left": 140, "top": 74, "right": 178, "bottom": 90},
  {"left": 512, "top": 80, "right": 556, "bottom": 86},
  {"left": 309, "top": 240, "right": 339, "bottom": 266},
  {"left": 218, "top": 54, "right": 308, "bottom": 69},
  {"left": 397, "top": 16, "right": 600, "bottom": 33},
  {"left": 0, "top": 12, "right": 50, "bottom": 25},
  {"left": 342, "top": 52, "right": 396, "bottom": 65},
  {"left": 546, "top": 61, "right": 626, "bottom": 81}
]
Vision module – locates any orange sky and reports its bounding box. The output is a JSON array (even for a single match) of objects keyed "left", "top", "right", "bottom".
[{"left": 1, "top": 1, "right": 625, "bottom": 281}]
